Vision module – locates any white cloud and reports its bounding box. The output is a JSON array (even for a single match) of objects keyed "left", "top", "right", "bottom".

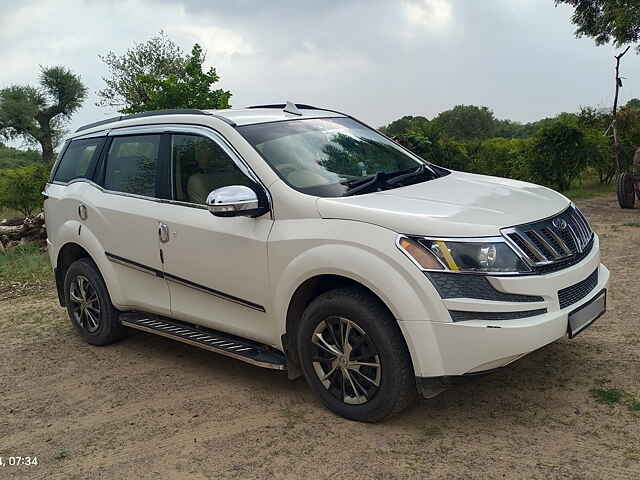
[
  {"left": 170, "top": 24, "right": 255, "bottom": 58},
  {"left": 403, "top": 0, "right": 453, "bottom": 31}
]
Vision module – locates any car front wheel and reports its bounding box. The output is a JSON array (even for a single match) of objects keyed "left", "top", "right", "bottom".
[{"left": 297, "top": 287, "right": 416, "bottom": 422}]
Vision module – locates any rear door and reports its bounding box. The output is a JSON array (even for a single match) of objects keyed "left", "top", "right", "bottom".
[{"left": 90, "top": 127, "right": 171, "bottom": 315}]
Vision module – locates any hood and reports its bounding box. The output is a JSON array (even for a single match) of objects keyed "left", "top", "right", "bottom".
[{"left": 316, "top": 171, "right": 570, "bottom": 237}]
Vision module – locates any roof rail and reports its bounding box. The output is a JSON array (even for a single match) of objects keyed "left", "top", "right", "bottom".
[
  {"left": 247, "top": 103, "right": 322, "bottom": 110},
  {"left": 246, "top": 103, "right": 349, "bottom": 118},
  {"left": 75, "top": 108, "right": 235, "bottom": 133}
]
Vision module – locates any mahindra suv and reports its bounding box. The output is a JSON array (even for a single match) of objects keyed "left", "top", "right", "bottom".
[{"left": 45, "top": 103, "right": 609, "bottom": 422}]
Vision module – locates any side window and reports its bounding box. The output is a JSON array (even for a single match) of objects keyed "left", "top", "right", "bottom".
[
  {"left": 172, "top": 134, "right": 252, "bottom": 204},
  {"left": 53, "top": 138, "right": 105, "bottom": 183},
  {"left": 104, "top": 135, "right": 161, "bottom": 197}
]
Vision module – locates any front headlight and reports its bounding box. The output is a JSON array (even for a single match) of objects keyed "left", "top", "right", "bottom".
[{"left": 398, "top": 236, "right": 531, "bottom": 274}]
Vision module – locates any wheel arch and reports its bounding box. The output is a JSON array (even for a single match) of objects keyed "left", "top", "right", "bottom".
[
  {"left": 55, "top": 242, "right": 94, "bottom": 306},
  {"left": 283, "top": 274, "right": 411, "bottom": 378}
]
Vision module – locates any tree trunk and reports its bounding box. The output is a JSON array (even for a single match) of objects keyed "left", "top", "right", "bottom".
[
  {"left": 612, "top": 47, "right": 631, "bottom": 174},
  {"left": 36, "top": 111, "right": 56, "bottom": 164}
]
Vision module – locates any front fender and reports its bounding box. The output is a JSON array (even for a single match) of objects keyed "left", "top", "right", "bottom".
[{"left": 268, "top": 219, "right": 450, "bottom": 376}]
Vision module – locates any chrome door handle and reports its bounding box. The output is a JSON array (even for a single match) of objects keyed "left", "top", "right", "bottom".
[
  {"left": 158, "top": 223, "right": 170, "bottom": 243},
  {"left": 78, "top": 204, "right": 88, "bottom": 220}
]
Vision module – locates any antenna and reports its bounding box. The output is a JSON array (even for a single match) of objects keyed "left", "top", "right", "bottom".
[{"left": 283, "top": 101, "right": 302, "bottom": 116}]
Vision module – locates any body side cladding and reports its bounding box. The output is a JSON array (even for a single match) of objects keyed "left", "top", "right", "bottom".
[{"left": 105, "top": 252, "right": 266, "bottom": 312}]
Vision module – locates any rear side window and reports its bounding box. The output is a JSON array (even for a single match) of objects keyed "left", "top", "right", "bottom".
[
  {"left": 104, "top": 135, "right": 161, "bottom": 197},
  {"left": 53, "top": 138, "right": 105, "bottom": 183}
]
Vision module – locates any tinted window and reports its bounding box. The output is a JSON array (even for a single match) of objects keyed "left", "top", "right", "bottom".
[
  {"left": 104, "top": 135, "right": 161, "bottom": 197},
  {"left": 172, "top": 134, "right": 252, "bottom": 204},
  {"left": 53, "top": 138, "right": 105, "bottom": 183}
]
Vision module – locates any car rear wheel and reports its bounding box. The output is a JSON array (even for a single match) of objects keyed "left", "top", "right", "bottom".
[
  {"left": 297, "top": 287, "right": 416, "bottom": 422},
  {"left": 63, "top": 258, "right": 127, "bottom": 346}
]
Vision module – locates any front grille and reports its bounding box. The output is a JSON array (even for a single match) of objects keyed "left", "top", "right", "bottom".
[
  {"left": 502, "top": 205, "right": 594, "bottom": 272},
  {"left": 449, "top": 309, "right": 547, "bottom": 322},
  {"left": 427, "top": 272, "right": 543, "bottom": 302},
  {"left": 558, "top": 269, "right": 599, "bottom": 309}
]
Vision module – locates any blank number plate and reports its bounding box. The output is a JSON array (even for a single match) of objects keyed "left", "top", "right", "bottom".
[{"left": 567, "top": 289, "right": 606, "bottom": 339}]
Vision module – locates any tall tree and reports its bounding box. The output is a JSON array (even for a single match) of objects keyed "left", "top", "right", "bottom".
[
  {"left": 127, "top": 44, "right": 231, "bottom": 114},
  {"left": 431, "top": 105, "right": 497, "bottom": 140},
  {"left": 555, "top": 0, "right": 640, "bottom": 172},
  {"left": 0, "top": 67, "right": 87, "bottom": 164},
  {"left": 98, "top": 32, "right": 231, "bottom": 113},
  {"left": 555, "top": 0, "right": 640, "bottom": 51}
]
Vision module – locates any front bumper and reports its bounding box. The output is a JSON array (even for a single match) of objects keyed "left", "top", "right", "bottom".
[{"left": 399, "top": 234, "right": 609, "bottom": 378}]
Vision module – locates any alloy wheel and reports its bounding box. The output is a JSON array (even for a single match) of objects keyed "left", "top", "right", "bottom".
[
  {"left": 311, "top": 316, "right": 381, "bottom": 405},
  {"left": 69, "top": 275, "right": 102, "bottom": 333}
]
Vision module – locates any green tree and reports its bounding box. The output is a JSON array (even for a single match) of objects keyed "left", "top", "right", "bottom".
[
  {"left": 379, "top": 115, "right": 430, "bottom": 137},
  {"left": 0, "top": 67, "right": 87, "bottom": 164},
  {"left": 554, "top": 0, "right": 640, "bottom": 51},
  {"left": 0, "top": 164, "right": 49, "bottom": 217},
  {"left": 626, "top": 98, "right": 640, "bottom": 109},
  {"left": 471, "top": 137, "right": 532, "bottom": 180},
  {"left": 98, "top": 32, "right": 231, "bottom": 113},
  {"left": 395, "top": 134, "right": 472, "bottom": 171},
  {"left": 129, "top": 44, "right": 231, "bottom": 114},
  {"left": 0, "top": 145, "right": 41, "bottom": 169},
  {"left": 529, "top": 119, "right": 591, "bottom": 191},
  {"left": 430, "top": 105, "right": 497, "bottom": 140}
]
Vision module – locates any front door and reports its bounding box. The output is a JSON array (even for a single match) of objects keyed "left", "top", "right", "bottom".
[{"left": 159, "top": 130, "right": 275, "bottom": 344}]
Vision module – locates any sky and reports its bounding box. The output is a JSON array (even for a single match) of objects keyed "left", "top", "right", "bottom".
[{"left": 1, "top": 0, "right": 639, "bottom": 143}]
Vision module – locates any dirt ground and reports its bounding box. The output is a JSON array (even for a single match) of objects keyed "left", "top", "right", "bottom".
[{"left": 2, "top": 194, "right": 639, "bottom": 480}]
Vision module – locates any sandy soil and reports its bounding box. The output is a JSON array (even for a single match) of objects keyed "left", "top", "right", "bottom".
[{"left": 1, "top": 194, "right": 639, "bottom": 479}]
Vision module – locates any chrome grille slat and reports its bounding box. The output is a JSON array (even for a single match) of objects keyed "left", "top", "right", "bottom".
[
  {"left": 501, "top": 205, "right": 594, "bottom": 272},
  {"left": 529, "top": 230, "right": 562, "bottom": 259},
  {"left": 519, "top": 232, "right": 548, "bottom": 261},
  {"left": 544, "top": 228, "right": 572, "bottom": 255}
]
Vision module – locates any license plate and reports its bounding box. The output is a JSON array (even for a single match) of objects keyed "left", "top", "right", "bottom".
[{"left": 567, "top": 289, "right": 606, "bottom": 339}]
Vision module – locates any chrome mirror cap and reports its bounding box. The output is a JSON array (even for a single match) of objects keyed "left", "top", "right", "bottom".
[{"left": 206, "top": 185, "right": 264, "bottom": 217}]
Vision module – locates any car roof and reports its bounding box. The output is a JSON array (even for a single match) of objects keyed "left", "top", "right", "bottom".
[
  {"left": 206, "top": 106, "right": 346, "bottom": 126},
  {"left": 72, "top": 103, "right": 348, "bottom": 138}
]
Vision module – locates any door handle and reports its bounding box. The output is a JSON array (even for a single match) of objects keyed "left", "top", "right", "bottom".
[
  {"left": 78, "top": 204, "right": 88, "bottom": 220},
  {"left": 158, "top": 223, "right": 170, "bottom": 243}
]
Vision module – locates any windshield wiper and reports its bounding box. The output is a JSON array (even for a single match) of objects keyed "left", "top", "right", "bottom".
[
  {"left": 343, "top": 164, "right": 432, "bottom": 196},
  {"left": 384, "top": 164, "right": 428, "bottom": 187},
  {"left": 343, "top": 171, "right": 388, "bottom": 196}
]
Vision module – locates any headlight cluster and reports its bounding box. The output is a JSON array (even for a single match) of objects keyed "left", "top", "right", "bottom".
[{"left": 398, "top": 236, "right": 530, "bottom": 274}]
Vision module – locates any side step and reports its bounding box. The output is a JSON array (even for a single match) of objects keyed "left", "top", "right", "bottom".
[{"left": 120, "top": 313, "right": 287, "bottom": 370}]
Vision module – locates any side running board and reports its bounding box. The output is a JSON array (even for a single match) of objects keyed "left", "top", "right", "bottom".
[{"left": 120, "top": 313, "right": 287, "bottom": 370}]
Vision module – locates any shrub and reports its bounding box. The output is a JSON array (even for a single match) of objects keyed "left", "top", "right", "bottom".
[
  {"left": 395, "top": 134, "right": 472, "bottom": 172},
  {"left": 469, "top": 137, "right": 533, "bottom": 181},
  {"left": 529, "top": 119, "right": 591, "bottom": 191},
  {"left": 0, "top": 164, "right": 49, "bottom": 217}
]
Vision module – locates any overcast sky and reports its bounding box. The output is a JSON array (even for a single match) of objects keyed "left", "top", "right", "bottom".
[{"left": 1, "top": 0, "right": 639, "bottom": 140}]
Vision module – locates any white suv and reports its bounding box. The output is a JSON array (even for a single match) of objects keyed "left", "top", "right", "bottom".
[{"left": 45, "top": 103, "right": 609, "bottom": 422}]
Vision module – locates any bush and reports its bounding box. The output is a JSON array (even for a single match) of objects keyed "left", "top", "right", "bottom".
[
  {"left": 396, "top": 134, "right": 472, "bottom": 171},
  {"left": 0, "top": 164, "right": 49, "bottom": 217},
  {"left": 529, "top": 119, "right": 591, "bottom": 191},
  {"left": 468, "top": 137, "right": 532, "bottom": 181}
]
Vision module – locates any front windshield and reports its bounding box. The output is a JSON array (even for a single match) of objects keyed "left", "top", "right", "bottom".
[{"left": 238, "top": 117, "right": 434, "bottom": 197}]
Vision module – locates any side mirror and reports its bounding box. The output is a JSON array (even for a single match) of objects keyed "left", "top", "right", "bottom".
[{"left": 206, "top": 185, "right": 269, "bottom": 218}]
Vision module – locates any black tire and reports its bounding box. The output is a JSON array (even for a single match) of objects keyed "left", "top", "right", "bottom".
[
  {"left": 297, "top": 287, "right": 416, "bottom": 422},
  {"left": 63, "top": 258, "right": 127, "bottom": 346},
  {"left": 617, "top": 173, "right": 636, "bottom": 209}
]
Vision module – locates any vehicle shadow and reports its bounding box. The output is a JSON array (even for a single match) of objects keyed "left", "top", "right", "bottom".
[{"left": 122, "top": 328, "right": 598, "bottom": 426}]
